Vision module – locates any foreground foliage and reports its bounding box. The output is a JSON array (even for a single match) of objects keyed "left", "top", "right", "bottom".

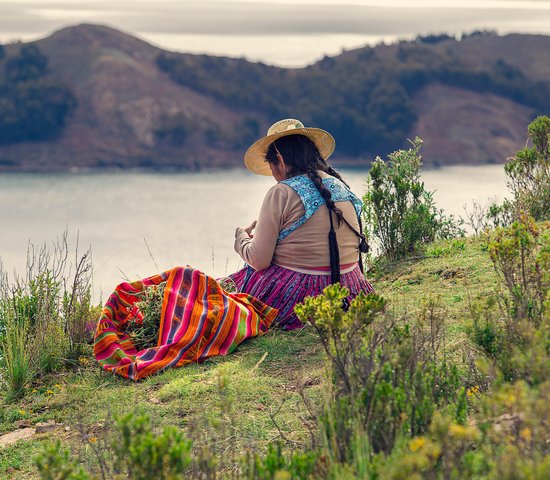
[
  {"left": 505, "top": 115, "right": 550, "bottom": 222},
  {"left": 0, "top": 233, "right": 96, "bottom": 401}
]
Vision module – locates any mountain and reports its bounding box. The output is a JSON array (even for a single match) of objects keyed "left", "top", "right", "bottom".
[{"left": 0, "top": 24, "right": 548, "bottom": 172}]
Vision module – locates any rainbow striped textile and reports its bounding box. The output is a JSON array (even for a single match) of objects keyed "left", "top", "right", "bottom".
[{"left": 94, "top": 266, "right": 278, "bottom": 380}]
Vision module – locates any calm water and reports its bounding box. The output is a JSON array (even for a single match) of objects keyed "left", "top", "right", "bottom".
[{"left": 0, "top": 166, "right": 507, "bottom": 301}]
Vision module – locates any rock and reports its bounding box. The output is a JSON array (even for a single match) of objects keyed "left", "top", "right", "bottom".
[
  {"left": 35, "top": 420, "right": 64, "bottom": 434},
  {"left": 0, "top": 428, "right": 36, "bottom": 448},
  {"left": 15, "top": 420, "right": 32, "bottom": 429}
]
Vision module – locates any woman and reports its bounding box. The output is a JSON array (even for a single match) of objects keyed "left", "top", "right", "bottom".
[
  {"left": 230, "top": 118, "right": 374, "bottom": 330},
  {"left": 94, "top": 118, "right": 373, "bottom": 380}
]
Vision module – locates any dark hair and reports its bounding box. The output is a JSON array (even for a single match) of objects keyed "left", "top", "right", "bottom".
[{"left": 265, "top": 134, "right": 349, "bottom": 224}]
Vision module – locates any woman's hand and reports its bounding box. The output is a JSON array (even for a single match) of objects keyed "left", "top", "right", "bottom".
[{"left": 242, "top": 220, "right": 257, "bottom": 238}]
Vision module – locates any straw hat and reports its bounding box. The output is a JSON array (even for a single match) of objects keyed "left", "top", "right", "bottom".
[{"left": 243, "top": 118, "right": 336, "bottom": 176}]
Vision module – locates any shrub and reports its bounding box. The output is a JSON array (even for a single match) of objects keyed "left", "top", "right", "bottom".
[
  {"left": 241, "top": 443, "right": 319, "bottom": 480},
  {"left": 35, "top": 441, "right": 90, "bottom": 480},
  {"left": 36, "top": 414, "right": 193, "bottom": 480},
  {"left": 0, "top": 310, "right": 33, "bottom": 403},
  {"left": 469, "top": 216, "right": 549, "bottom": 384},
  {"left": 113, "top": 414, "right": 192, "bottom": 480},
  {"left": 383, "top": 380, "right": 550, "bottom": 480},
  {"left": 363, "top": 138, "right": 464, "bottom": 260},
  {"left": 0, "top": 233, "right": 96, "bottom": 401},
  {"left": 504, "top": 115, "right": 550, "bottom": 221},
  {"left": 295, "top": 286, "right": 464, "bottom": 463}
]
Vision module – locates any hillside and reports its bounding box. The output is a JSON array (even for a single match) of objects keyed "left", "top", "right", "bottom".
[
  {"left": 0, "top": 236, "right": 498, "bottom": 477},
  {"left": 0, "top": 25, "right": 548, "bottom": 172}
]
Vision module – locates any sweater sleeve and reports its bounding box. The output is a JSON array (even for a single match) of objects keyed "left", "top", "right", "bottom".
[{"left": 234, "top": 184, "right": 289, "bottom": 271}]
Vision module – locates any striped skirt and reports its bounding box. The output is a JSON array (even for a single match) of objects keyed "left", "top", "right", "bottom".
[{"left": 230, "top": 263, "right": 375, "bottom": 330}]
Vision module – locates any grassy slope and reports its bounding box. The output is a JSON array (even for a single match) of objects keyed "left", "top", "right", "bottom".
[{"left": 0, "top": 236, "right": 498, "bottom": 479}]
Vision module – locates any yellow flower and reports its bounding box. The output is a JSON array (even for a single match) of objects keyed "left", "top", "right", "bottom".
[
  {"left": 54, "top": 384, "right": 62, "bottom": 389},
  {"left": 520, "top": 428, "right": 532, "bottom": 442},
  {"left": 449, "top": 423, "right": 481, "bottom": 442},
  {"left": 409, "top": 436, "right": 427, "bottom": 452},
  {"left": 45, "top": 389, "right": 55, "bottom": 395},
  {"left": 32, "top": 389, "right": 37, "bottom": 393},
  {"left": 19, "top": 410, "right": 26, "bottom": 415},
  {"left": 79, "top": 357, "right": 90, "bottom": 365},
  {"left": 466, "top": 386, "right": 479, "bottom": 397},
  {"left": 449, "top": 424, "right": 468, "bottom": 439},
  {"left": 89, "top": 437, "right": 97, "bottom": 443}
]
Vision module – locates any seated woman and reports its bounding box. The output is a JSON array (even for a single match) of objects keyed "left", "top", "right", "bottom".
[
  {"left": 231, "top": 118, "right": 374, "bottom": 330},
  {"left": 94, "top": 118, "right": 374, "bottom": 380}
]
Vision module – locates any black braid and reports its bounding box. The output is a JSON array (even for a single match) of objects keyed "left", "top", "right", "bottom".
[{"left": 305, "top": 166, "right": 344, "bottom": 226}]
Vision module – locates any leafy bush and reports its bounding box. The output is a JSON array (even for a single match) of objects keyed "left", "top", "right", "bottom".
[
  {"left": 241, "top": 443, "right": 319, "bottom": 480},
  {"left": 0, "top": 233, "right": 96, "bottom": 401},
  {"left": 363, "top": 138, "right": 464, "bottom": 260},
  {"left": 295, "top": 285, "right": 464, "bottom": 462},
  {"left": 113, "top": 414, "right": 192, "bottom": 480},
  {"left": 35, "top": 441, "right": 90, "bottom": 480},
  {"left": 505, "top": 115, "right": 550, "bottom": 222},
  {"left": 469, "top": 216, "right": 549, "bottom": 384},
  {"left": 36, "top": 414, "right": 193, "bottom": 480},
  {"left": 382, "top": 380, "right": 550, "bottom": 480}
]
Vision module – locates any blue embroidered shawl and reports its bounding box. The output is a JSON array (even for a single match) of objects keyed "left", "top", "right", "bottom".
[{"left": 278, "top": 175, "right": 363, "bottom": 242}]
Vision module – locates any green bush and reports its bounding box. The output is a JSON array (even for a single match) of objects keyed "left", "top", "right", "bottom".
[
  {"left": 505, "top": 116, "right": 550, "bottom": 221},
  {"left": 36, "top": 414, "right": 193, "bottom": 480},
  {"left": 113, "top": 414, "right": 192, "bottom": 480},
  {"left": 295, "top": 286, "right": 464, "bottom": 461},
  {"left": 35, "top": 441, "right": 90, "bottom": 480},
  {"left": 0, "top": 311, "right": 33, "bottom": 403},
  {"left": 469, "top": 216, "right": 549, "bottom": 385},
  {"left": 0, "top": 234, "right": 96, "bottom": 401},
  {"left": 241, "top": 443, "right": 319, "bottom": 480},
  {"left": 363, "top": 138, "right": 463, "bottom": 260}
]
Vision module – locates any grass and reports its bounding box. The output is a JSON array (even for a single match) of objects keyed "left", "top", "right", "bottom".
[
  {"left": 0, "top": 235, "right": 497, "bottom": 479},
  {"left": 373, "top": 237, "right": 497, "bottom": 340}
]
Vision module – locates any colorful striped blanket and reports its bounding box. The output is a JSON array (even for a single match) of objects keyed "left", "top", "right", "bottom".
[{"left": 94, "top": 266, "right": 278, "bottom": 380}]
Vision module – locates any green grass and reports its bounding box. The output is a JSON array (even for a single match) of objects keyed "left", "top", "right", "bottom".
[
  {"left": 373, "top": 236, "right": 497, "bottom": 342},
  {"left": 0, "top": 235, "right": 497, "bottom": 479}
]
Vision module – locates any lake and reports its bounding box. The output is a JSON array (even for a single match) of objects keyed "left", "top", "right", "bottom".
[{"left": 0, "top": 165, "right": 508, "bottom": 301}]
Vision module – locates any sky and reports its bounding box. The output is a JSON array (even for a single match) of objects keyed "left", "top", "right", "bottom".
[{"left": 1, "top": 0, "right": 550, "bottom": 66}]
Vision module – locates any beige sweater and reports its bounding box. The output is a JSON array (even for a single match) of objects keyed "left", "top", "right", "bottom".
[{"left": 234, "top": 174, "right": 361, "bottom": 272}]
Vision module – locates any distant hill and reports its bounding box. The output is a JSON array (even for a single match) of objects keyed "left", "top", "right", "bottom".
[{"left": 0, "top": 24, "right": 548, "bottom": 172}]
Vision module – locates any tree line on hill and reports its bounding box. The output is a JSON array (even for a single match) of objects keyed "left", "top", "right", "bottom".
[
  {"left": 0, "top": 44, "right": 76, "bottom": 145},
  {"left": 1, "top": 31, "right": 549, "bottom": 157},
  {"left": 157, "top": 32, "right": 550, "bottom": 157}
]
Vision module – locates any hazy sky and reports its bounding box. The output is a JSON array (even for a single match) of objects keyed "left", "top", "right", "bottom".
[{"left": 1, "top": 0, "right": 549, "bottom": 66}]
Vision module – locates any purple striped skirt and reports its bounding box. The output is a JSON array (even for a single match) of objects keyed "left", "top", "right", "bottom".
[{"left": 229, "top": 263, "right": 375, "bottom": 330}]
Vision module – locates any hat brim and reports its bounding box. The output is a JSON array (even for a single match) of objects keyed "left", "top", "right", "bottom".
[{"left": 243, "top": 127, "right": 336, "bottom": 176}]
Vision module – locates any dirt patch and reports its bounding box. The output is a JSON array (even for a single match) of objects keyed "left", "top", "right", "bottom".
[
  {"left": 0, "top": 428, "right": 36, "bottom": 448},
  {"left": 436, "top": 268, "right": 466, "bottom": 280}
]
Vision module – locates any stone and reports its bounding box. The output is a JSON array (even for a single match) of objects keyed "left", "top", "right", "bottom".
[{"left": 0, "top": 428, "right": 36, "bottom": 448}]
